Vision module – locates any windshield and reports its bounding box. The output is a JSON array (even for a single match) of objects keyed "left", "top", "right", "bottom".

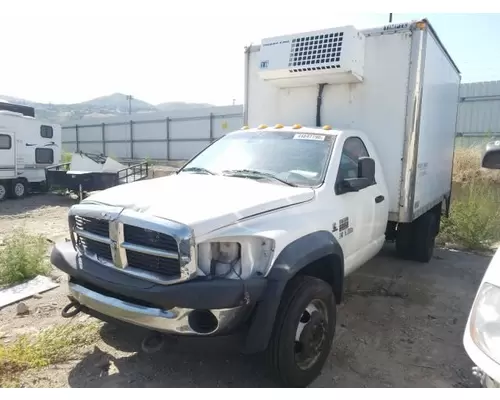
[{"left": 179, "top": 130, "right": 336, "bottom": 187}]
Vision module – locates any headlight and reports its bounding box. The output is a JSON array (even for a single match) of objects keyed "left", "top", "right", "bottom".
[
  {"left": 197, "top": 236, "right": 274, "bottom": 279},
  {"left": 470, "top": 282, "right": 500, "bottom": 364}
]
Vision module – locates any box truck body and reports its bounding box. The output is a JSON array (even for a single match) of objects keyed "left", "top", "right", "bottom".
[{"left": 244, "top": 19, "right": 460, "bottom": 223}]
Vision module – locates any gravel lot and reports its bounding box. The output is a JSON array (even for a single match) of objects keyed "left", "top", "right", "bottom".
[{"left": 0, "top": 192, "right": 489, "bottom": 387}]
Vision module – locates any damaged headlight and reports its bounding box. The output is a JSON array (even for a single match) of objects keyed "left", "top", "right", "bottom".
[
  {"left": 197, "top": 236, "right": 274, "bottom": 279},
  {"left": 470, "top": 282, "right": 500, "bottom": 365}
]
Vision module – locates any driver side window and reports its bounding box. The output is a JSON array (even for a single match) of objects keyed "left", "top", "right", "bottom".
[{"left": 336, "top": 137, "right": 370, "bottom": 183}]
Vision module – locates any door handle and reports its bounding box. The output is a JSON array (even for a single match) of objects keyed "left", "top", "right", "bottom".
[{"left": 375, "top": 195, "right": 384, "bottom": 204}]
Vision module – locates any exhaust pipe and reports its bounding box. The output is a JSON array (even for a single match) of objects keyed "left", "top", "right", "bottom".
[{"left": 61, "top": 300, "right": 83, "bottom": 318}]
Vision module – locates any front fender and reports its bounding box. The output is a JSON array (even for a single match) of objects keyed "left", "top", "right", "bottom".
[{"left": 242, "top": 230, "right": 344, "bottom": 354}]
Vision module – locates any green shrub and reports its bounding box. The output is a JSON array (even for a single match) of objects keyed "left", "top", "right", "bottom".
[
  {"left": 144, "top": 156, "right": 156, "bottom": 166},
  {"left": 61, "top": 151, "right": 72, "bottom": 164},
  {"left": 0, "top": 322, "right": 101, "bottom": 387},
  {"left": 0, "top": 230, "right": 51, "bottom": 286},
  {"left": 440, "top": 180, "right": 500, "bottom": 251}
]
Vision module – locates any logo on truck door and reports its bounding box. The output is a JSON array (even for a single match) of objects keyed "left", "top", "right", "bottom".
[{"left": 338, "top": 216, "right": 353, "bottom": 239}]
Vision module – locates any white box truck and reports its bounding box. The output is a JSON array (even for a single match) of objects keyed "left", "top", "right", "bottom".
[
  {"left": 51, "top": 19, "right": 460, "bottom": 387},
  {"left": 0, "top": 101, "right": 62, "bottom": 200}
]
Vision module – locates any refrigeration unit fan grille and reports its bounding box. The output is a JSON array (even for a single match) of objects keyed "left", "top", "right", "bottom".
[{"left": 288, "top": 31, "right": 344, "bottom": 73}]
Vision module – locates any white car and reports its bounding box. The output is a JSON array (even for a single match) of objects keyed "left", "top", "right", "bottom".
[{"left": 463, "top": 140, "right": 500, "bottom": 388}]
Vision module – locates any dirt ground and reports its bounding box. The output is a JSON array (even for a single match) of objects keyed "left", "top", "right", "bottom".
[{"left": 0, "top": 193, "right": 489, "bottom": 388}]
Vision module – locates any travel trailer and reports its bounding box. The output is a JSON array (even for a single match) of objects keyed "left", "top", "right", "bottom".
[{"left": 0, "top": 101, "right": 61, "bottom": 200}]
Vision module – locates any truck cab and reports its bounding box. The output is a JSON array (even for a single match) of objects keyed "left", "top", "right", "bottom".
[{"left": 52, "top": 124, "right": 389, "bottom": 387}]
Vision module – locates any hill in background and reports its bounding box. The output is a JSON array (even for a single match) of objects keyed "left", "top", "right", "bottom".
[{"left": 0, "top": 93, "right": 214, "bottom": 124}]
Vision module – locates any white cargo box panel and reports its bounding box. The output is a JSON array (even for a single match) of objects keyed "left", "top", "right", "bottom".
[
  {"left": 258, "top": 25, "right": 365, "bottom": 87},
  {"left": 246, "top": 20, "right": 461, "bottom": 223}
]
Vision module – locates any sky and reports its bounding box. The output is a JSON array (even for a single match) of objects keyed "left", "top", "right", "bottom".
[{"left": 1, "top": 1, "right": 500, "bottom": 106}]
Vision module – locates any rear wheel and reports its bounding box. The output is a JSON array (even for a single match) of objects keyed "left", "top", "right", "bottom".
[
  {"left": 395, "top": 210, "right": 439, "bottom": 263},
  {"left": 266, "top": 276, "right": 336, "bottom": 387},
  {"left": 411, "top": 212, "right": 437, "bottom": 263},
  {"left": 11, "top": 180, "right": 27, "bottom": 199},
  {"left": 395, "top": 222, "right": 413, "bottom": 259},
  {"left": 0, "top": 183, "right": 7, "bottom": 201}
]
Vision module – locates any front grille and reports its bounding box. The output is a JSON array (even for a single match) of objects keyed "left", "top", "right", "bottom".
[
  {"left": 71, "top": 211, "right": 186, "bottom": 282},
  {"left": 77, "top": 236, "right": 113, "bottom": 262},
  {"left": 75, "top": 216, "right": 109, "bottom": 237},
  {"left": 124, "top": 225, "right": 178, "bottom": 253},
  {"left": 126, "top": 250, "right": 180, "bottom": 277}
]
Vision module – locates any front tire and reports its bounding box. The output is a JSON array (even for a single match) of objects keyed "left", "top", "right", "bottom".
[{"left": 266, "top": 276, "right": 336, "bottom": 387}]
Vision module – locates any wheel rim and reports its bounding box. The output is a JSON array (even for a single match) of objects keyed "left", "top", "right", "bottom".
[
  {"left": 14, "top": 182, "right": 25, "bottom": 197},
  {"left": 294, "top": 299, "right": 329, "bottom": 370},
  {"left": 0, "top": 185, "right": 5, "bottom": 200}
]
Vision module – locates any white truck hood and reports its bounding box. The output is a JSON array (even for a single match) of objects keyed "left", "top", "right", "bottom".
[{"left": 83, "top": 173, "right": 315, "bottom": 236}]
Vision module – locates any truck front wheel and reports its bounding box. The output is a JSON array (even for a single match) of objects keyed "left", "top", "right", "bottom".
[{"left": 266, "top": 276, "right": 336, "bottom": 387}]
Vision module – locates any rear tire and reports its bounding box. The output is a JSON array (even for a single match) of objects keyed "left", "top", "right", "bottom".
[
  {"left": 411, "top": 212, "right": 437, "bottom": 263},
  {"left": 395, "top": 223, "right": 413, "bottom": 259},
  {"left": 0, "top": 182, "right": 7, "bottom": 201},
  {"left": 395, "top": 211, "right": 438, "bottom": 263},
  {"left": 266, "top": 276, "right": 336, "bottom": 387},
  {"left": 11, "top": 180, "right": 27, "bottom": 199}
]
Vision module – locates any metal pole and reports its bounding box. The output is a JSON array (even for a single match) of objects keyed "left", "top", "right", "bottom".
[
  {"left": 127, "top": 95, "right": 132, "bottom": 115},
  {"left": 209, "top": 113, "right": 214, "bottom": 143},
  {"left": 101, "top": 123, "right": 106, "bottom": 156},
  {"left": 75, "top": 124, "right": 80, "bottom": 152},
  {"left": 389, "top": 13, "right": 393, "bottom": 23},
  {"left": 130, "top": 120, "right": 134, "bottom": 159},
  {"left": 166, "top": 117, "right": 170, "bottom": 161}
]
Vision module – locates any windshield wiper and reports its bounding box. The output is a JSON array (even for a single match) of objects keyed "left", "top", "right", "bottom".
[
  {"left": 222, "top": 169, "right": 297, "bottom": 187},
  {"left": 181, "top": 166, "right": 217, "bottom": 175}
]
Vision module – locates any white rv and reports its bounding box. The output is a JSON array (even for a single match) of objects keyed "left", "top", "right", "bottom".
[{"left": 0, "top": 102, "right": 62, "bottom": 201}]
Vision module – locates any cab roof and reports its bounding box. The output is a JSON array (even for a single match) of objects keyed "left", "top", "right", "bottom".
[{"left": 237, "top": 124, "right": 341, "bottom": 136}]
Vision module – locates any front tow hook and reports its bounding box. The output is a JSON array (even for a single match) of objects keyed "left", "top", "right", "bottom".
[{"left": 61, "top": 300, "right": 83, "bottom": 318}]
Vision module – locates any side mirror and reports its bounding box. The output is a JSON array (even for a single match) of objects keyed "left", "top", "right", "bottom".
[
  {"left": 336, "top": 157, "right": 376, "bottom": 194},
  {"left": 482, "top": 141, "right": 500, "bottom": 170},
  {"left": 358, "top": 156, "right": 375, "bottom": 183}
]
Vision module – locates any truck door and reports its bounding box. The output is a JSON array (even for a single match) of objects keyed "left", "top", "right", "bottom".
[
  {"left": 333, "top": 136, "right": 378, "bottom": 274},
  {"left": 0, "top": 132, "right": 15, "bottom": 180}
]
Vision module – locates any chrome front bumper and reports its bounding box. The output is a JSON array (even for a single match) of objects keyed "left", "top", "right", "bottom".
[{"left": 68, "top": 282, "right": 249, "bottom": 336}]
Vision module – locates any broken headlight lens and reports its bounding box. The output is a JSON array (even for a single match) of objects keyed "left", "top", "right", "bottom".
[{"left": 197, "top": 237, "right": 274, "bottom": 279}]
